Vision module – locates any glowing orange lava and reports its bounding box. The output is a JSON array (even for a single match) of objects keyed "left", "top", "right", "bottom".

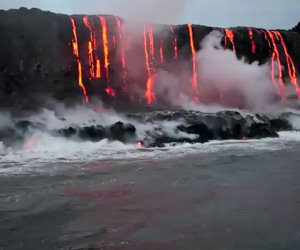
[
  {"left": 224, "top": 29, "right": 236, "bottom": 53},
  {"left": 248, "top": 28, "right": 256, "bottom": 54},
  {"left": 99, "top": 16, "right": 110, "bottom": 82},
  {"left": 143, "top": 26, "right": 156, "bottom": 104},
  {"left": 83, "top": 16, "right": 96, "bottom": 78},
  {"left": 105, "top": 86, "right": 116, "bottom": 97},
  {"left": 70, "top": 17, "right": 89, "bottom": 103},
  {"left": 266, "top": 30, "right": 285, "bottom": 98},
  {"left": 149, "top": 25, "right": 155, "bottom": 61},
  {"left": 96, "top": 59, "right": 101, "bottom": 78},
  {"left": 145, "top": 74, "right": 157, "bottom": 105},
  {"left": 274, "top": 31, "right": 300, "bottom": 97},
  {"left": 188, "top": 24, "right": 199, "bottom": 101},
  {"left": 116, "top": 18, "right": 127, "bottom": 90},
  {"left": 160, "top": 40, "right": 164, "bottom": 63},
  {"left": 170, "top": 25, "right": 178, "bottom": 59}
]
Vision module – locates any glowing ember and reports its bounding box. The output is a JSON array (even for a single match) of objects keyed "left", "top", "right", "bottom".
[
  {"left": 274, "top": 31, "right": 300, "bottom": 97},
  {"left": 188, "top": 24, "right": 199, "bottom": 101},
  {"left": 137, "top": 141, "right": 143, "bottom": 148},
  {"left": 160, "top": 40, "right": 164, "bottom": 63},
  {"left": 170, "top": 25, "right": 178, "bottom": 59},
  {"left": 105, "top": 86, "right": 116, "bottom": 97},
  {"left": 116, "top": 18, "right": 127, "bottom": 90},
  {"left": 266, "top": 30, "right": 285, "bottom": 98},
  {"left": 99, "top": 16, "right": 110, "bottom": 82},
  {"left": 70, "top": 17, "right": 89, "bottom": 103},
  {"left": 224, "top": 29, "right": 236, "bottom": 53},
  {"left": 248, "top": 28, "right": 256, "bottom": 54}
]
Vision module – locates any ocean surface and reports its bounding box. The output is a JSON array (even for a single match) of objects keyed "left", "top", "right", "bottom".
[{"left": 1, "top": 132, "right": 300, "bottom": 249}]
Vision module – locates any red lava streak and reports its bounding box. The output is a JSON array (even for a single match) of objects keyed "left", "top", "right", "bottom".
[
  {"left": 188, "top": 24, "right": 199, "bottom": 101},
  {"left": 274, "top": 31, "right": 300, "bottom": 97},
  {"left": 105, "top": 86, "right": 116, "bottom": 97},
  {"left": 266, "top": 30, "right": 285, "bottom": 98},
  {"left": 149, "top": 26, "right": 155, "bottom": 61},
  {"left": 96, "top": 59, "right": 101, "bottom": 78},
  {"left": 144, "top": 26, "right": 156, "bottom": 104},
  {"left": 116, "top": 18, "right": 127, "bottom": 90},
  {"left": 99, "top": 16, "right": 110, "bottom": 82},
  {"left": 170, "top": 25, "right": 178, "bottom": 59},
  {"left": 248, "top": 28, "right": 256, "bottom": 54},
  {"left": 160, "top": 40, "right": 164, "bottom": 63},
  {"left": 224, "top": 29, "right": 236, "bottom": 53},
  {"left": 83, "top": 16, "right": 97, "bottom": 78},
  {"left": 70, "top": 17, "right": 89, "bottom": 103}
]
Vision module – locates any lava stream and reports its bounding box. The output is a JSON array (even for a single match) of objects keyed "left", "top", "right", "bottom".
[
  {"left": 70, "top": 17, "right": 89, "bottom": 103},
  {"left": 116, "top": 18, "right": 127, "bottom": 90},
  {"left": 170, "top": 25, "right": 178, "bottom": 59},
  {"left": 188, "top": 24, "right": 199, "bottom": 101},
  {"left": 160, "top": 40, "right": 164, "bottom": 63},
  {"left": 274, "top": 31, "right": 300, "bottom": 97},
  {"left": 266, "top": 30, "right": 285, "bottom": 98},
  {"left": 149, "top": 25, "right": 155, "bottom": 61},
  {"left": 224, "top": 29, "right": 236, "bottom": 53},
  {"left": 248, "top": 28, "right": 256, "bottom": 54},
  {"left": 99, "top": 16, "right": 110, "bottom": 82}
]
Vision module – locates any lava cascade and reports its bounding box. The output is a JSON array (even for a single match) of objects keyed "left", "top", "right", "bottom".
[
  {"left": 144, "top": 25, "right": 156, "bottom": 104},
  {"left": 274, "top": 31, "right": 300, "bottom": 97},
  {"left": 266, "top": 30, "right": 285, "bottom": 98},
  {"left": 70, "top": 17, "right": 89, "bottom": 103},
  {"left": 160, "top": 40, "right": 164, "bottom": 63},
  {"left": 170, "top": 25, "right": 178, "bottom": 59},
  {"left": 188, "top": 24, "right": 199, "bottom": 101},
  {"left": 83, "top": 17, "right": 97, "bottom": 78},
  {"left": 116, "top": 18, "right": 127, "bottom": 91},
  {"left": 224, "top": 29, "right": 236, "bottom": 53},
  {"left": 248, "top": 28, "right": 256, "bottom": 54},
  {"left": 99, "top": 16, "right": 110, "bottom": 82}
]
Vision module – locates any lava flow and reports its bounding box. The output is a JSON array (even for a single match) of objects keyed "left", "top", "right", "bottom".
[
  {"left": 248, "top": 28, "right": 256, "bottom": 54},
  {"left": 99, "top": 16, "right": 110, "bottom": 82},
  {"left": 105, "top": 86, "right": 116, "bottom": 97},
  {"left": 224, "top": 29, "right": 236, "bottom": 53},
  {"left": 116, "top": 18, "right": 127, "bottom": 91},
  {"left": 160, "top": 40, "right": 164, "bottom": 63},
  {"left": 266, "top": 30, "right": 285, "bottom": 98},
  {"left": 83, "top": 17, "right": 97, "bottom": 78},
  {"left": 70, "top": 17, "right": 89, "bottom": 103},
  {"left": 149, "top": 25, "right": 155, "bottom": 61},
  {"left": 144, "top": 26, "right": 156, "bottom": 105},
  {"left": 188, "top": 24, "right": 199, "bottom": 101},
  {"left": 170, "top": 25, "right": 178, "bottom": 59},
  {"left": 274, "top": 31, "right": 300, "bottom": 97}
]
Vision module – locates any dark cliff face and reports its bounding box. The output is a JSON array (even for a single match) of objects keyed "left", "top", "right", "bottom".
[{"left": 0, "top": 8, "right": 299, "bottom": 114}]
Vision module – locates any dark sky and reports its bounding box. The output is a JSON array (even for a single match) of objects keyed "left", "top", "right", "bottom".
[{"left": 0, "top": 0, "right": 299, "bottom": 29}]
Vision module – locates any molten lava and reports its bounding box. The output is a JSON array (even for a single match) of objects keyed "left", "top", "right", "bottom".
[
  {"left": 160, "top": 40, "right": 164, "bottom": 63},
  {"left": 143, "top": 26, "right": 156, "bottom": 104},
  {"left": 149, "top": 25, "right": 155, "bottom": 61},
  {"left": 188, "top": 24, "right": 199, "bottom": 101},
  {"left": 274, "top": 31, "right": 300, "bottom": 97},
  {"left": 266, "top": 30, "right": 285, "bottom": 98},
  {"left": 145, "top": 74, "right": 157, "bottom": 105},
  {"left": 116, "top": 18, "right": 127, "bottom": 91},
  {"left": 99, "top": 16, "right": 110, "bottom": 82},
  {"left": 96, "top": 59, "right": 101, "bottom": 78},
  {"left": 105, "top": 86, "right": 116, "bottom": 97},
  {"left": 83, "top": 16, "right": 97, "bottom": 78},
  {"left": 248, "top": 28, "right": 256, "bottom": 54},
  {"left": 224, "top": 29, "right": 236, "bottom": 53},
  {"left": 170, "top": 25, "right": 178, "bottom": 59},
  {"left": 70, "top": 17, "right": 89, "bottom": 103}
]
